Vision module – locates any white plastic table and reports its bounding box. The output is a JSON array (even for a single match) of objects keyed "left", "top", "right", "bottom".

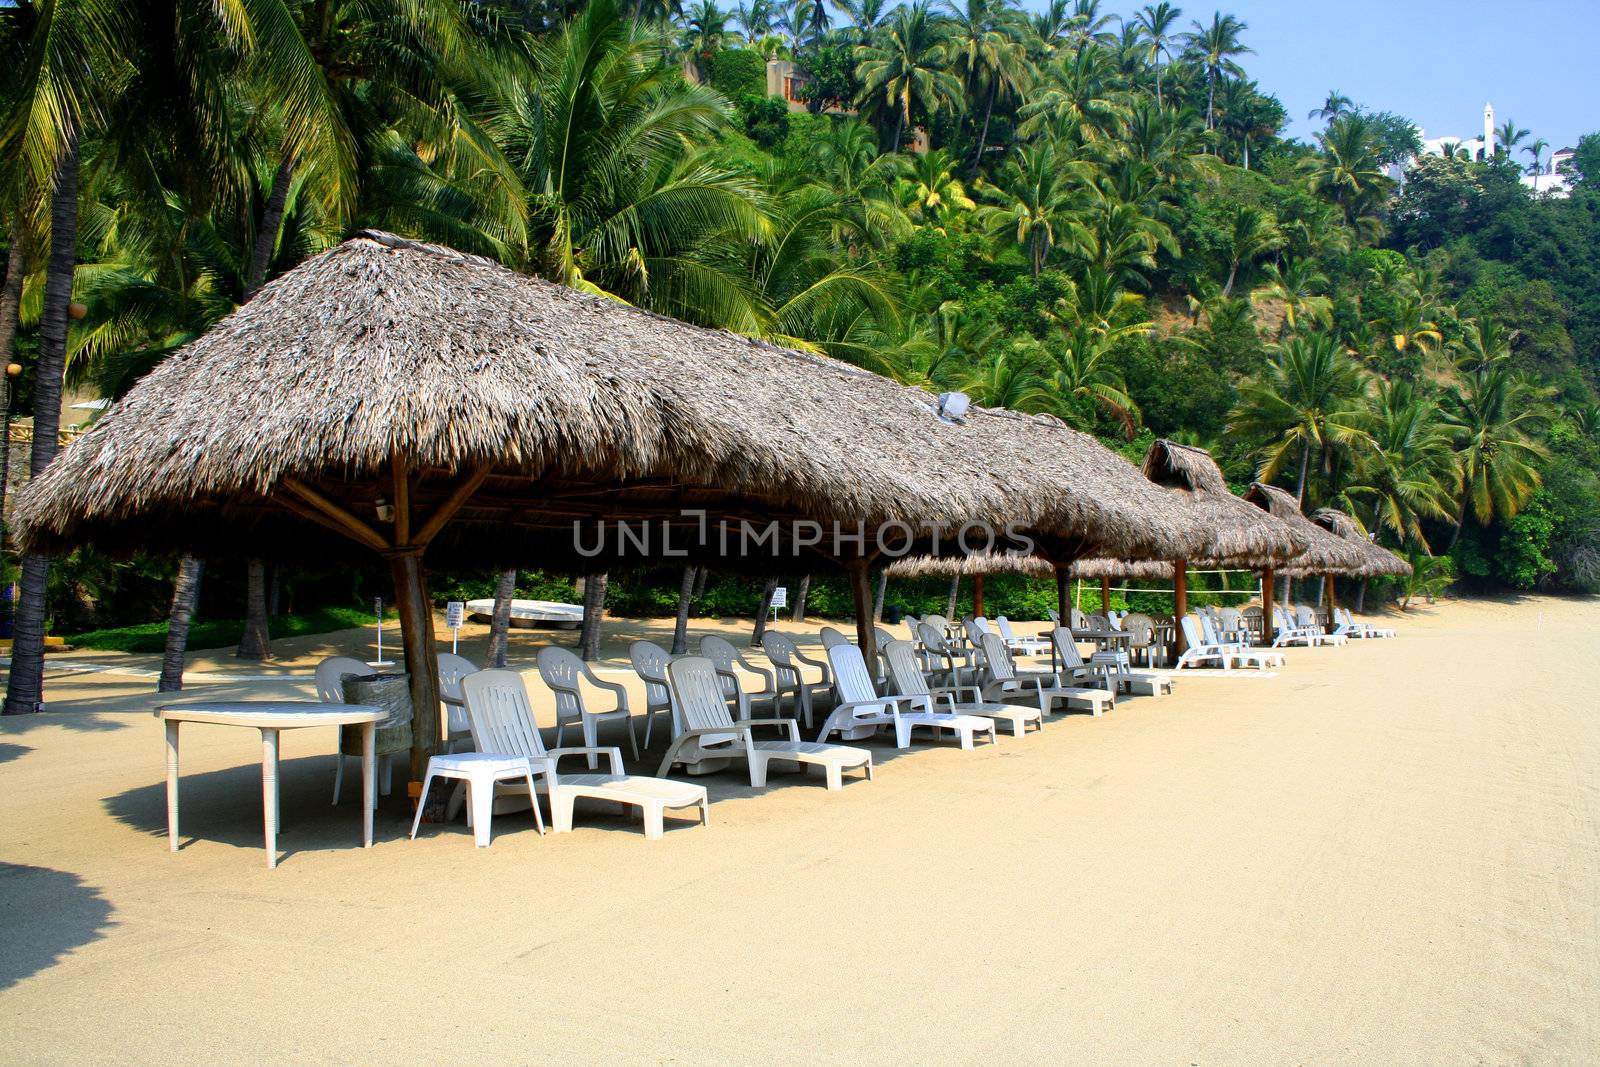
[{"left": 157, "top": 702, "right": 386, "bottom": 869}]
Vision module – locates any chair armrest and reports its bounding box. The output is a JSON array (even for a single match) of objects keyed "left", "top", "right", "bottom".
[
  {"left": 547, "top": 746, "right": 625, "bottom": 775},
  {"left": 734, "top": 656, "right": 776, "bottom": 690},
  {"left": 739, "top": 717, "right": 801, "bottom": 742},
  {"left": 793, "top": 650, "right": 831, "bottom": 681},
  {"left": 927, "top": 683, "right": 981, "bottom": 702},
  {"left": 654, "top": 726, "right": 753, "bottom": 776}
]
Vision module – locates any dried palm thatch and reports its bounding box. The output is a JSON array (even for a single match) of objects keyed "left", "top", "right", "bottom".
[
  {"left": 1139, "top": 440, "right": 1307, "bottom": 565},
  {"left": 884, "top": 551, "right": 1054, "bottom": 579},
  {"left": 1066, "top": 557, "right": 1176, "bottom": 580},
  {"left": 1307, "top": 508, "right": 1414, "bottom": 577},
  {"left": 1242, "top": 483, "right": 1369, "bottom": 575},
  {"left": 16, "top": 232, "right": 1209, "bottom": 569}
]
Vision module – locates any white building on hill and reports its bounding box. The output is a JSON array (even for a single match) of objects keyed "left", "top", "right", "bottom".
[{"left": 1413, "top": 102, "right": 1572, "bottom": 196}]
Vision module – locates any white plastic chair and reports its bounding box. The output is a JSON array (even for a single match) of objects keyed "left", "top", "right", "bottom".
[
  {"left": 437, "top": 651, "right": 478, "bottom": 751},
  {"left": 1296, "top": 604, "right": 1348, "bottom": 645},
  {"left": 320, "top": 655, "right": 394, "bottom": 805},
  {"left": 818, "top": 642, "right": 995, "bottom": 750},
  {"left": 699, "top": 635, "right": 779, "bottom": 721},
  {"left": 1051, "top": 626, "right": 1171, "bottom": 696},
  {"left": 761, "top": 631, "right": 832, "bottom": 730},
  {"left": 995, "top": 616, "right": 1051, "bottom": 656},
  {"left": 657, "top": 656, "right": 872, "bottom": 790},
  {"left": 1334, "top": 607, "right": 1395, "bottom": 638},
  {"left": 917, "top": 622, "right": 976, "bottom": 687},
  {"left": 1271, "top": 606, "right": 1334, "bottom": 648},
  {"left": 462, "top": 669, "right": 707, "bottom": 839},
  {"left": 883, "top": 638, "right": 1040, "bottom": 738},
  {"left": 537, "top": 646, "right": 639, "bottom": 770},
  {"left": 980, "top": 632, "right": 1113, "bottom": 717},
  {"left": 627, "top": 640, "right": 676, "bottom": 747}
]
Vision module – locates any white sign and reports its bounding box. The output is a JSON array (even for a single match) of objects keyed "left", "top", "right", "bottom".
[
  {"left": 446, "top": 601, "right": 465, "bottom": 629},
  {"left": 771, "top": 586, "right": 788, "bottom": 609}
]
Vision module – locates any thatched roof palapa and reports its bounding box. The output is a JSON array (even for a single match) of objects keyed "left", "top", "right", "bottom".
[
  {"left": 1139, "top": 440, "right": 1306, "bottom": 566},
  {"left": 1066, "top": 557, "right": 1177, "bottom": 581},
  {"left": 884, "top": 552, "right": 1054, "bottom": 580},
  {"left": 1306, "top": 508, "right": 1414, "bottom": 578},
  {"left": 1242, "top": 482, "right": 1369, "bottom": 576}
]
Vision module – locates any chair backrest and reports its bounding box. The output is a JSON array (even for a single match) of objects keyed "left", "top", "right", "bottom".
[
  {"left": 924, "top": 614, "right": 949, "bottom": 632},
  {"left": 1217, "top": 606, "right": 1241, "bottom": 632},
  {"left": 875, "top": 627, "right": 897, "bottom": 650},
  {"left": 1295, "top": 605, "right": 1317, "bottom": 627},
  {"left": 994, "top": 617, "right": 1017, "bottom": 641},
  {"left": 461, "top": 668, "right": 549, "bottom": 760},
  {"left": 536, "top": 645, "right": 588, "bottom": 723},
  {"left": 760, "top": 631, "right": 797, "bottom": 669},
  {"left": 1180, "top": 614, "right": 1207, "bottom": 650},
  {"left": 904, "top": 616, "right": 922, "bottom": 643},
  {"left": 962, "top": 618, "right": 986, "bottom": 647},
  {"left": 1050, "top": 626, "right": 1086, "bottom": 669},
  {"left": 666, "top": 656, "right": 738, "bottom": 734},
  {"left": 917, "top": 622, "right": 951, "bottom": 654},
  {"left": 972, "top": 617, "right": 991, "bottom": 634},
  {"left": 882, "top": 639, "right": 931, "bottom": 698},
  {"left": 826, "top": 642, "right": 882, "bottom": 708},
  {"left": 629, "top": 640, "right": 672, "bottom": 708},
  {"left": 819, "top": 626, "right": 850, "bottom": 649},
  {"left": 1070, "top": 607, "right": 1088, "bottom": 629},
  {"left": 1087, "top": 613, "right": 1109, "bottom": 631},
  {"left": 315, "top": 656, "right": 371, "bottom": 705},
  {"left": 1046, "top": 608, "right": 1060, "bottom": 623},
  {"left": 979, "top": 632, "right": 1016, "bottom": 683},
  {"left": 1242, "top": 605, "right": 1263, "bottom": 621},
  {"left": 437, "top": 652, "right": 478, "bottom": 734}
]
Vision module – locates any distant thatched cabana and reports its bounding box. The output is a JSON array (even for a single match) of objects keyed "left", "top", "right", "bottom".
[
  {"left": 1141, "top": 440, "right": 1306, "bottom": 567},
  {"left": 1243, "top": 483, "right": 1369, "bottom": 576},
  {"left": 1307, "top": 509, "right": 1414, "bottom": 578},
  {"left": 14, "top": 233, "right": 1214, "bottom": 769}
]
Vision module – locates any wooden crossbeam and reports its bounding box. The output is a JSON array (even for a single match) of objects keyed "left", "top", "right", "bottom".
[{"left": 281, "top": 478, "right": 391, "bottom": 552}]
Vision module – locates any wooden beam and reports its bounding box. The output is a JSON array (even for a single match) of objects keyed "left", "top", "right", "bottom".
[
  {"left": 1324, "top": 573, "right": 1337, "bottom": 633},
  {"left": 973, "top": 573, "right": 986, "bottom": 618},
  {"left": 390, "top": 552, "right": 441, "bottom": 780},
  {"left": 1100, "top": 575, "right": 1111, "bottom": 615},
  {"left": 412, "top": 465, "right": 491, "bottom": 546},
  {"left": 281, "top": 478, "right": 390, "bottom": 553},
  {"left": 1172, "top": 559, "right": 1188, "bottom": 659},
  {"left": 1055, "top": 565, "right": 1071, "bottom": 624},
  {"left": 391, "top": 451, "right": 411, "bottom": 547},
  {"left": 1261, "top": 567, "right": 1276, "bottom": 647}
]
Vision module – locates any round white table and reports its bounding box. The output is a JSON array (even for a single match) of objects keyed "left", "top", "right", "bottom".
[{"left": 157, "top": 702, "right": 386, "bottom": 869}]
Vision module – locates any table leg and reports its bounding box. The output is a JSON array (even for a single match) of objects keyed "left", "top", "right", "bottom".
[
  {"left": 362, "top": 721, "right": 375, "bottom": 848},
  {"left": 165, "top": 720, "right": 180, "bottom": 852},
  {"left": 261, "top": 728, "right": 280, "bottom": 869}
]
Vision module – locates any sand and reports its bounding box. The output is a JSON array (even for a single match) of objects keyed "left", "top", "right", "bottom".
[{"left": 0, "top": 595, "right": 1596, "bottom": 1064}]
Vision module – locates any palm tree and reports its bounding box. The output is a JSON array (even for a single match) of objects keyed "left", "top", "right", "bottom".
[
  {"left": 1523, "top": 137, "right": 1549, "bottom": 190},
  {"left": 1219, "top": 204, "right": 1282, "bottom": 297},
  {"left": 941, "top": 0, "right": 1031, "bottom": 174},
  {"left": 833, "top": 0, "right": 890, "bottom": 39},
  {"left": 976, "top": 140, "right": 1089, "bottom": 275},
  {"left": 1440, "top": 361, "right": 1550, "bottom": 551},
  {"left": 855, "top": 0, "right": 963, "bottom": 152},
  {"left": 956, "top": 342, "right": 1053, "bottom": 409},
  {"left": 1183, "top": 11, "right": 1251, "bottom": 131},
  {"left": 1378, "top": 292, "right": 1444, "bottom": 361},
  {"left": 732, "top": 0, "right": 773, "bottom": 42},
  {"left": 1494, "top": 120, "right": 1528, "bottom": 157},
  {"left": 1027, "top": 323, "right": 1142, "bottom": 436},
  {"left": 1345, "top": 379, "right": 1456, "bottom": 550},
  {"left": 1134, "top": 2, "right": 1183, "bottom": 107},
  {"left": 1452, "top": 317, "right": 1517, "bottom": 374},
  {"left": 685, "top": 0, "right": 728, "bottom": 77},
  {"left": 1307, "top": 90, "right": 1354, "bottom": 122},
  {"left": 1252, "top": 258, "right": 1332, "bottom": 337},
  {"left": 1228, "top": 331, "right": 1370, "bottom": 503},
  {"left": 898, "top": 147, "right": 975, "bottom": 223},
  {"left": 1304, "top": 112, "right": 1391, "bottom": 235},
  {"left": 1016, "top": 44, "right": 1126, "bottom": 143},
  {"left": 1069, "top": 197, "right": 1174, "bottom": 290}
]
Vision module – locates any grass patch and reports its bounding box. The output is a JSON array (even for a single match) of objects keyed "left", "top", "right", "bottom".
[{"left": 66, "top": 606, "right": 384, "bottom": 654}]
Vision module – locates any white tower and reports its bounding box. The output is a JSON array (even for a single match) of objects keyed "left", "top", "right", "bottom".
[{"left": 1483, "top": 102, "right": 1496, "bottom": 158}]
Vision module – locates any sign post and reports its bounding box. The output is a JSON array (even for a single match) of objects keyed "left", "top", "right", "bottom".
[
  {"left": 446, "top": 601, "right": 465, "bottom": 654},
  {"left": 371, "top": 596, "right": 394, "bottom": 666},
  {"left": 770, "top": 586, "right": 788, "bottom": 622}
]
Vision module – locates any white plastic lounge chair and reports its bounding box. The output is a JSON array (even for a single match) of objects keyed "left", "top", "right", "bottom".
[
  {"left": 1334, "top": 607, "right": 1394, "bottom": 639},
  {"left": 995, "top": 616, "right": 1051, "bottom": 656},
  {"left": 699, "top": 635, "right": 780, "bottom": 720},
  {"left": 537, "top": 646, "right": 640, "bottom": 769},
  {"left": 462, "top": 669, "right": 707, "bottom": 839},
  {"left": 761, "top": 631, "right": 832, "bottom": 730},
  {"left": 658, "top": 656, "right": 872, "bottom": 789},
  {"left": 818, "top": 642, "right": 996, "bottom": 750},
  {"left": 980, "top": 632, "right": 1114, "bottom": 717},
  {"left": 1295, "top": 605, "right": 1348, "bottom": 645},
  {"left": 1174, "top": 616, "right": 1242, "bottom": 670},
  {"left": 1271, "top": 606, "right": 1333, "bottom": 648},
  {"left": 1051, "top": 627, "right": 1171, "bottom": 696},
  {"left": 1198, "top": 612, "right": 1286, "bottom": 668},
  {"left": 320, "top": 655, "right": 394, "bottom": 804},
  {"left": 411, "top": 752, "right": 542, "bottom": 847},
  {"left": 628, "top": 640, "right": 676, "bottom": 747},
  {"left": 819, "top": 626, "right": 851, "bottom": 650},
  {"left": 884, "top": 639, "right": 1041, "bottom": 737}
]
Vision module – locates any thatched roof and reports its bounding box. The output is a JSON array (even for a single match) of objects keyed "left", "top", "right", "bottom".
[
  {"left": 1306, "top": 508, "right": 1414, "bottom": 578},
  {"left": 1139, "top": 440, "right": 1306, "bottom": 565},
  {"left": 1243, "top": 483, "right": 1369, "bottom": 575},
  {"left": 1066, "top": 557, "right": 1176, "bottom": 580},
  {"left": 15, "top": 233, "right": 1211, "bottom": 570},
  {"left": 884, "top": 551, "right": 1054, "bottom": 580}
]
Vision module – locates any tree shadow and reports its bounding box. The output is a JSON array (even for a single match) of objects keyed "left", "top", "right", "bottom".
[
  {"left": 0, "top": 864, "right": 114, "bottom": 989},
  {"left": 0, "top": 741, "right": 30, "bottom": 763}
]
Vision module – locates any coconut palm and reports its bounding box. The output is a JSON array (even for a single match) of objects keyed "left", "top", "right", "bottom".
[
  {"left": 1307, "top": 90, "right": 1354, "bottom": 122},
  {"left": 855, "top": 0, "right": 963, "bottom": 152},
  {"left": 732, "top": 0, "right": 773, "bottom": 41},
  {"left": 684, "top": 0, "right": 728, "bottom": 76},
  {"left": 941, "top": 0, "right": 1031, "bottom": 174},
  {"left": 957, "top": 340, "right": 1053, "bottom": 409},
  {"left": 1016, "top": 43, "right": 1126, "bottom": 143},
  {"left": 898, "top": 147, "right": 975, "bottom": 224},
  {"left": 1494, "top": 120, "right": 1528, "bottom": 157},
  {"left": 1134, "top": 2, "right": 1183, "bottom": 107},
  {"left": 1228, "top": 331, "right": 1371, "bottom": 503},
  {"left": 1182, "top": 10, "right": 1251, "bottom": 131},
  {"left": 976, "top": 139, "right": 1090, "bottom": 275},
  {"left": 1345, "top": 379, "right": 1457, "bottom": 550},
  {"left": 1070, "top": 197, "right": 1174, "bottom": 290},
  {"left": 1028, "top": 321, "right": 1142, "bottom": 436},
  {"left": 1523, "top": 137, "right": 1549, "bottom": 189},
  {"left": 1252, "top": 258, "right": 1332, "bottom": 338},
  {"left": 1378, "top": 292, "right": 1444, "bottom": 361},
  {"left": 1304, "top": 112, "right": 1391, "bottom": 235},
  {"left": 1219, "top": 204, "right": 1282, "bottom": 297},
  {"left": 1440, "top": 361, "right": 1550, "bottom": 550},
  {"left": 1451, "top": 317, "right": 1517, "bottom": 374},
  {"left": 833, "top": 0, "right": 890, "bottom": 37}
]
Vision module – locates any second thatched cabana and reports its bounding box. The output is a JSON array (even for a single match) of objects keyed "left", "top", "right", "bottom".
[
  {"left": 1243, "top": 482, "right": 1372, "bottom": 631},
  {"left": 1306, "top": 508, "right": 1415, "bottom": 581}
]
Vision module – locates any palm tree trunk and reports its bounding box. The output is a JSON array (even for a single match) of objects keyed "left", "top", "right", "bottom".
[
  {"left": 235, "top": 558, "right": 271, "bottom": 659},
  {"left": 1354, "top": 579, "right": 1367, "bottom": 613},
  {"left": 157, "top": 558, "right": 205, "bottom": 692},
  {"left": 692, "top": 565, "right": 709, "bottom": 599},
  {"left": 872, "top": 570, "right": 888, "bottom": 621},
  {"left": 0, "top": 221, "right": 27, "bottom": 529},
  {"left": 486, "top": 568, "right": 516, "bottom": 668},
  {"left": 1223, "top": 260, "right": 1239, "bottom": 297},
  {"left": 892, "top": 108, "right": 905, "bottom": 155},
  {"left": 751, "top": 576, "right": 779, "bottom": 646},
  {"left": 246, "top": 156, "right": 294, "bottom": 299},
  {"left": 970, "top": 81, "right": 997, "bottom": 176},
  {"left": 579, "top": 572, "right": 608, "bottom": 661},
  {"left": 945, "top": 575, "right": 960, "bottom": 618},
  {"left": 1295, "top": 437, "right": 1311, "bottom": 504},
  {"left": 791, "top": 574, "right": 810, "bottom": 622},
  {"left": 671, "top": 565, "right": 696, "bottom": 655},
  {"left": 1444, "top": 497, "right": 1470, "bottom": 554},
  {"left": 4, "top": 127, "right": 78, "bottom": 716}
]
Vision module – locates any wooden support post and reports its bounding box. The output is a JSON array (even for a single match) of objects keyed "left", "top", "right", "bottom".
[
  {"left": 1261, "top": 567, "right": 1276, "bottom": 647},
  {"left": 1100, "top": 576, "right": 1111, "bottom": 615},
  {"left": 973, "top": 573, "right": 986, "bottom": 618},
  {"left": 1055, "top": 565, "right": 1071, "bottom": 624},
  {"left": 847, "top": 558, "right": 875, "bottom": 662},
  {"left": 390, "top": 552, "right": 441, "bottom": 782},
  {"left": 1324, "top": 573, "right": 1337, "bottom": 633},
  {"left": 1171, "top": 559, "right": 1188, "bottom": 659}
]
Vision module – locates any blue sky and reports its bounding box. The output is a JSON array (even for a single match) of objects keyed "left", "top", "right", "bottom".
[{"left": 1032, "top": 0, "right": 1600, "bottom": 153}]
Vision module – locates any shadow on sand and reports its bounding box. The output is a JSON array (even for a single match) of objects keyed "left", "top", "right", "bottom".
[{"left": 0, "top": 864, "right": 115, "bottom": 989}]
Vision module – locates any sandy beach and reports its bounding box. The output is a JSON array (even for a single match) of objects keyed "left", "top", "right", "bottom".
[{"left": 0, "top": 594, "right": 1596, "bottom": 1064}]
